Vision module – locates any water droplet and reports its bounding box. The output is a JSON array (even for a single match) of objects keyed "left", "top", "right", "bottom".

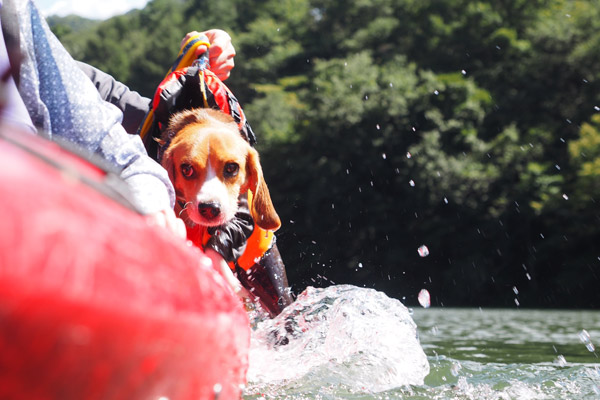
[
  {"left": 526, "top": 273, "right": 531, "bottom": 280},
  {"left": 555, "top": 164, "right": 561, "bottom": 171},
  {"left": 409, "top": 180, "right": 416, "bottom": 187},
  {"left": 412, "top": 126, "right": 416, "bottom": 132},
  {"left": 417, "top": 289, "right": 431, "bottom": 308},
  {"left": 514, "top": 298, "right": 520, "bottom": 306},
  {"left": 450, "top": 362, "right": 462, "bottom": 376},
  {"left": 443, "top": 197, "right": 449, "bottom": 204},
  {"left": 563, "top": 194, "right": 569, "bottom": 200},
  {"left": 579, "top": 329, "right": 596, "bottom": 352},
  {"left": 587, "top": 343, "right": 596, "bottom": 352},
  {"left": 418, "top": 245, "right": 430, "bottom": 257},
  {"left": 389, "top": 82, "right": 394, "bottom": 88},
  {"left": 434, "top": 90, "right": 439, "bottom": 95},
  {"left": 461, "top": 70, "right": 467, "bottom": 75},
  {"left": 200, "top": 257, "right": 213, "bottom": 268},
  {"left": 376, "top": 124, "right": 381, "bottom": 130},
  {"left": 595, "top": 106, "right": 600, "bottom": 111},
  {"left": 364, "top": 95, "right": 369, "bottom": 100},
  {"left": 406, "top": 152, "right": 412, "bottom": 159},
  {"left": 213, "top": 383, "right": 222, "bottom": 395},
  {"left": 512, "top": 286, "right": 519, "bottom": 295},
  {"left": 358, "top": 262, "right": 363, "bottom": 269},
  {"left": 554, "top": 355, "right": 567, "bottom": 367},
  {"left": 382, "top": 153, "right": 386, "bottom": 159}
]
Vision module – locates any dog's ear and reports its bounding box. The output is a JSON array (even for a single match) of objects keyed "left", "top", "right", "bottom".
[
  {"left": 161, "top": 146, "right": 176, "bottom": 184},
  {"left": 245, "top": 147, "right": 281, "bottom": 231}
]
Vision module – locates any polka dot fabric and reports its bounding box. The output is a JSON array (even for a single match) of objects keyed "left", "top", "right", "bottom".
[{"left": 12, "top": 0, "right": 174, "bottom": 214}]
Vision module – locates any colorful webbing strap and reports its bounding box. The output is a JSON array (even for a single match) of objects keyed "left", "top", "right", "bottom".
[
  {"left": 138, "top": 33, "right": 211, "bottom": 141},
  {"left": 235, "top": 191, "right": 275, "bottom": 271}
]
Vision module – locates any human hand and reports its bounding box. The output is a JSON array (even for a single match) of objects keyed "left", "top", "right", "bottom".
[
  {"left": 180, "top": 29, "right": 236, "bottom": 81},
  {"left": 146, "top": 208, "right": 187, "bottom": 239},
  {"left": 204, "top": 248, "right": 251, "bottom": 301}
]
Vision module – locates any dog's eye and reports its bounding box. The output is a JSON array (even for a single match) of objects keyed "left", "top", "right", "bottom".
[
  {"left": 180, "top": 163, "right": 195, "bottom": 178},
  {"left": 224, "top": 163, "right": 239, "bottom": 178}
]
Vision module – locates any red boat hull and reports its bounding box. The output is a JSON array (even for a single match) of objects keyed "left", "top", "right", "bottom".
[{"left": 0, "top": 128, "right": 249, "bottom": 399}]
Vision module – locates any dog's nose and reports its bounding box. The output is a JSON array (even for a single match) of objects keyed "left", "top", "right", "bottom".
[{"left": 198, "top": 202, "right": 221, "bottom": 220}]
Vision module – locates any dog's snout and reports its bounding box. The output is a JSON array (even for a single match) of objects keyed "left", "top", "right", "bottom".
[{"left": 198, "top": 202, "right": 221, "bottom": 220}]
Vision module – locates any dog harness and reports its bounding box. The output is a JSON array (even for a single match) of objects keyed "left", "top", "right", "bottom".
[{"left": 139, "top": 33, "right": 273, "bottom": 271}]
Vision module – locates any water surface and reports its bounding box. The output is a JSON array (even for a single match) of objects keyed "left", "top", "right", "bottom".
[{"left": 244, "top": 287, "right": 600, "bottom": 399}]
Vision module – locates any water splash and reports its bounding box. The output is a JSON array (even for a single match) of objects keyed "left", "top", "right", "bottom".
[
  {"left": 246, "top": 285, "right": 429, "bottom": 393},
  {"left": 554, "top": 355, "right": 567, "bottom": 367},
  {"left": 579, "top": 329, "right": 596, "bottom": 352},
  {"left": 418, "top": 289, "right": 431, "bottom": 308}
]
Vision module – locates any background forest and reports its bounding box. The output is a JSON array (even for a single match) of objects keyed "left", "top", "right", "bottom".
[{"left": 50, "top": 0, "right": 600, "bottom": 308}]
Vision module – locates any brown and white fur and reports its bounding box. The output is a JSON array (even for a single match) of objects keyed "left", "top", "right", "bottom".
[
  {"left": 159, "top": 108, "right": 281, "bottom": 298},
  {"left": 160, "top": 108, "right": 280, "bottom": 233}
]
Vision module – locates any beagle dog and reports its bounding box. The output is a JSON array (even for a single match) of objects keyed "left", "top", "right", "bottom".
[
  {"left": 159, "top": 108, "right": 294, "bottom": 316},
  {"left": 160, "top": 108, "right": 281, "bottom": 233}
]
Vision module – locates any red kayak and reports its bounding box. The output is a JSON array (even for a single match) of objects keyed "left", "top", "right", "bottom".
[{"left": 0, "top": 126, "right": 250, "bottom": 399}]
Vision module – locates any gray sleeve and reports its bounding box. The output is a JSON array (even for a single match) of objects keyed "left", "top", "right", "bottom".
[
  {"left": 77, "top": 61, "right": 151, "bottom": 135},
  {"left": 14, "top": 1, "right": 174, "bottom": 215},
  {"left": 97, "top": 121, "right": 175, "bottom": 214}
]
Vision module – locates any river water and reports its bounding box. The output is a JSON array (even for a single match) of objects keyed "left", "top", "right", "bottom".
[{"left": 243, "top": 285, "right": 600, "bottom": 399}]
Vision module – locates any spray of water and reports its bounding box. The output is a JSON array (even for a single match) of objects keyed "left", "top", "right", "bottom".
[{"left": 246, "top": 285, "right": 430, "bottom": 394}]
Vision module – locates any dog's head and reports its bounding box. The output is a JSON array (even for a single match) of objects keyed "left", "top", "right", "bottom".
[{"left": 160, "top": 108, "right": 281, "bottom": 231}]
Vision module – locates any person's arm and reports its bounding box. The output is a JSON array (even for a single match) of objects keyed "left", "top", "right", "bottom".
[
  {"left": 78, "top": 28, "right": 236, "bottom": 133},
  {"left": 77, "top": 61, "right": 150, "bottom": 135},
  {"left": 181, "top": 29, "right": 236, "bottom": 81}
]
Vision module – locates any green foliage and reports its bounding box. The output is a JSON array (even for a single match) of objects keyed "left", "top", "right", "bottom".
[
  {"left": 48, "top": 15, "right": 100, "bottom": 38},
  {"left": 48, "top": 0, "right": 600, "bottom": 307},
  {"left": 568, "top": 114, "right": 600, "bottom": 201}
]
